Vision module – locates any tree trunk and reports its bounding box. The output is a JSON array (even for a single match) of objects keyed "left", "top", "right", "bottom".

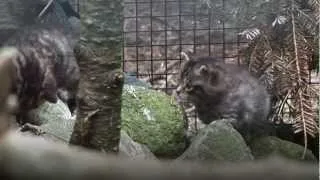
[{"left": 69, "top": 0, "right": 124, "bottom": 153}]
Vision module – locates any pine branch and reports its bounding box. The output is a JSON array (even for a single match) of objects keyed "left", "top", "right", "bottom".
[
  {"left": 240, "top": 1, "right": 319, "bottom": 157},
  {"left": 290, "top": 0, "right": 320, "bottom": 158}
]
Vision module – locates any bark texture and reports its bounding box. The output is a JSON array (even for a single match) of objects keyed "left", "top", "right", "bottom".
[{"left": 69, "top": 0, "right": 124, "bottom": 153}]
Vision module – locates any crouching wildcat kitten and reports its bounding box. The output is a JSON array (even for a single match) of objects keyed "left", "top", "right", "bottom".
[
  {"left": 176, "top": 56, "right": 273, "bottom": 142},
  {"left": 0, "top": 24, "right": 80, "bottom": 124}
]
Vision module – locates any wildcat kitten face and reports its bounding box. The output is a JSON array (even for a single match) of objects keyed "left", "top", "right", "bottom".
[
  {"left": 2, "top": 24, "right": 80, "bottom": 122},
  {"left": 177, "top": 57, "right": 228, "bottom": 103},
  {"left": 176, "top": 56, "right": 273, "bottom": 141}
]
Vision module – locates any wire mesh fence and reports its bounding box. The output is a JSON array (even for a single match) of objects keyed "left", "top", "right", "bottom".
[
  {"left": 121, "top": 0, "right": 320, "bottom": 131},
  {"left": 122, "top": 0, "right": 251, "bottom": 94},
  {"left": 122, "top": 0, "right": 254, "bottom": 131},
  {"left": 105, "top": 0, "right": 320, "bottom": 136}
]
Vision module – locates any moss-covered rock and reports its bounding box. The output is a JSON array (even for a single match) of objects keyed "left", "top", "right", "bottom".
[
  {"left": 249, "top": 136, "right": 317, "bottom": 162},
  {"left": 121, "top": 84, "right": 186, "bottom": 157},
  {"left": 176, "top": 120, "right": 254, "bottom": 162}
]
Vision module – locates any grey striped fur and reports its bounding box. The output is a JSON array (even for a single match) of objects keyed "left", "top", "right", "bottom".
[
  {"left": 1, "top": 24, "right": 80, "bottom": 123},
  {"left": 176, "top": 56, "right": 273, "bottom": 141}
]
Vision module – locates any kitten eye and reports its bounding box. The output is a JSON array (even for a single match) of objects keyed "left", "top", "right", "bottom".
[
  {"left": 185, "top": 84, "right": 203, "bottom": 93},
  {"left": 185, "top": 86, "right": 193, "bottom": 92},
  {"left": 185, "top": 83, "right": 193, "bottom": 92}
]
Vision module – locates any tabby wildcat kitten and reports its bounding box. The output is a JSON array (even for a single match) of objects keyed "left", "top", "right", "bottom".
[
  {"left": 1, "top": 24, "right": 80, "bottom": 123},
  {"left": 176, "top": 56, "right": 273, "bottom": 141}
]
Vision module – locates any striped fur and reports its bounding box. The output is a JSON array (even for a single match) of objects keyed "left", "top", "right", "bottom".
[{"left": 1, "top": 24, "right": 80, "bottom": 123}]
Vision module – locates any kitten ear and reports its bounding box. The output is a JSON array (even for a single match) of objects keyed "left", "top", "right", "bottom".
[
  {"left": 181, "top": 51, "right": 190, "bottom": 61},
  {"left": 181, "top": 50, "right": 194, "bottom": 61},
  {"left": 41, "top": 70, "right": 58, "bottom": 103}
]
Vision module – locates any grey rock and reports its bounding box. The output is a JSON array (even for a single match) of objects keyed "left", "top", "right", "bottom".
[
  {"left": 26, "top": 99, "right": 75, "bottom": 142},
  {"left": 249, "top": 136, "right": 317, "bottom": 162},
  {"left": 177, "top": 120, "right": 254, "bottom": 162},
  {"left": 119, "top": 131, "right": 157, "bottom": 160}
]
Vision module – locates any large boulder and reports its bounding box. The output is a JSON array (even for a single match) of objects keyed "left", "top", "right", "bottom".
[
  {"left": 249, "top": 136, "right": 317, "bottom": 162},
  {"left": 121, "top": 84, "right": 186, "bottom": 158},
  {"left": 177, "top": 120, "right": 254, "bottom": 162}
]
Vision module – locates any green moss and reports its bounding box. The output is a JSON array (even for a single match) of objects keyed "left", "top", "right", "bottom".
[{"left": 121, "top": 85, "right": 186, "bottom": 157}]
